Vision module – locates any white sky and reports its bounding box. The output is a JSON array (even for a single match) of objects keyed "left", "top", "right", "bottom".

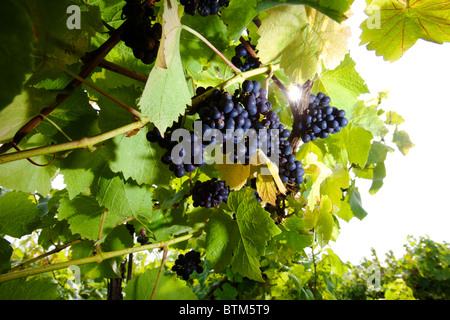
[{"left": 330, "top": 1, "right": 450, "bottom": 264}]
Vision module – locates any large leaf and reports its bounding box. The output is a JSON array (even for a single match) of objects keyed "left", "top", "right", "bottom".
[
  {"left": 124, "top": 267, "right": 198, "bottom": 300},
  {"left": 23, "top": 0, "right": 102, "bottom": 85},
  {"left": 227, "top": 188, "right": 281, "bottom": 282},
  {"left": 326, "top": 124, "right": 373, "bottom": 168},
  {"left": 313, "top": 54, "right": 370, "bottom": 112},
  {"left": 58, "top": 147, "right": 109, "bottom": 199},
  {"left": 57, "top": 194, "right": 116, "bottom": 240},
  {"left": 205, "top": 210, "right": 238, "bottom": 272},
  {"left": 106, "top": 125, "right": 172, "bottom": 186},
  {"left": 93, "top": 165, "right": 153, "bottom": 221},
  {"left": 0, "top": 278, "right": 58, "bottom": 300},
  {"left": 138, "top": 0, "right": 191, "bottom": 134},
  {"left": 0, "top": 191, "right": 41, "bottom": 238},
  {"left": 220, "top": 0, "right": 259, "bottom": 41},
  {"left": 360, "top": 0, "right": 450, "bottom": 62},
  {"left": 349, "top": 100, "right": 388, "bottom": 137},
  {"left": 257, "top": 5, "right": 351, "bottom": 83},
  {"left": 0, "top": 0, "right": 35, "bottom": 111}
]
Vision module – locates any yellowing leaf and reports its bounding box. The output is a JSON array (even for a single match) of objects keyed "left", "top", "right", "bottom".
[
  {"left": 256, "top": 5, "right": 351, "bottom": 83},
  {"left": 256, "top": 149, "right": 287, "bottom": 195},
  {"left": 215, "top": 163, "right": 251, "bottom": 191},
  {"left": 304, "top": 153, "right": 333, "bottom": 209},
  {"left": 393, "top": 129, "right": 415, "bottom": 155},
  {"left": 360, "top": 0, "right": 450, "bottom": 62},
  {"left": 256, "top": 174, "right": 277, "bottom": 206}
]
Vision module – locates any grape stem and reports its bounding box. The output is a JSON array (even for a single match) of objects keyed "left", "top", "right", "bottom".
[
  {"left": 181, "top": 25, "right": 242, "bottom": 74},
  {"left": 56, "top": 64, "right": 143, "bottom": 120},
  {"left": 150, "top": 246, "right": 168, "bottom": 300},
  {"left": 0, "top": 230, "right": 204, "bottom": 284}
]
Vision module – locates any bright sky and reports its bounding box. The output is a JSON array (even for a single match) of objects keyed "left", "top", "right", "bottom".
[{"left": 330, "top": 1, "right": 450, "bottom": 264}]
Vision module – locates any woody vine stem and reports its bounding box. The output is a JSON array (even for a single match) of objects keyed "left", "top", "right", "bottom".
[{"left": 0, "top": 230, "right": 204, "bottom": 284}]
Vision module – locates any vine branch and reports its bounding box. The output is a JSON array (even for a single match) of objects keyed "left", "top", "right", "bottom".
[
  {"left": 150, "top": 246, "right": 168, "bottom": 300},
  {"left": 0, "top": 118, "right": 150, "bottom": 165},
  {"left": 0, "top": 230, "right": 203, "bottom": 284}
]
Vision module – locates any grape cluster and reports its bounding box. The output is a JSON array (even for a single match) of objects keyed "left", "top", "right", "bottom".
[
  {"left": 172, "top": 250, "right": 203, "bottom": 280},
  {"left": 146, "top": 118, "right": 206, "bottom": 178},
  {"left": 264, "top": 194, "right": 288, "bottom": 224},
  {"left": 181, "top": 0, "right": 230, "bottom": 16},
  {"left": 120, "top": 0, "right": 162, "bottom": 64},
  {"left": 191, "top": 178, "right": 230, "bottom": 208},
  {"left": 137, "top": 228, "right": 150, "bottom": 245},
  {"left": 195, "top": 80, "right": 305, "bottom": 186},
  {"left": 298, "top": 92, "right": 349, "bottom": 143},
  {"left": 231, "top": 42, "right": 259, "bottom": 72}
]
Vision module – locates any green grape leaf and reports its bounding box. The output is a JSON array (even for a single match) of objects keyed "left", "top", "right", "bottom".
[
  {"left": 256, "top": 5, "right": 351, "bottom": 83},
  {"left": 340, "top": 180, "right": 368, "bottom": 221},
  {"left": 0, "top": 0, "right": 35, "bottom": 111},
  {"left": 58, "top": 147, "right": 109, "bottom": 199},
  {"left": 385, "top": 111, "right": 405, "bottom": 126},
  {"left": 320, "top": 165, "right": 350, "bottom": 207},
  {"left": 313, "top": 54, "right": 370, "bottom": 112},
  {"left": 273, "top": 225, "right": 312, "bottom": 253},
  {"left": 124, "top": 267, "right": 198, "bottom": 300},
  {"left": 360, "top": 0, "right": 450, "bottom": 62},
  {"left": 24, "top": 0, "right": 101, "bottom": 63},
  {"left": 106, "top": 125, "right": 172, "bottom": 186},
  {"left": 227, "top": 188, "right": 281, "bottom": 282},
  {"left": 93, "top": 165, "right": 153, "bottom": 221},
  {"left": 0, "top": 278, "right": 58, "bottom": 300},
  {"left": 0, "top": 133, "right": 57, "bottom": 195},
  {"left": 369, "top": 161, "right": 386, "bottom": 195},
  {"left": 0, "top": 237, "right": 13, "bottom": 272},
  {"left": 393, "top": 128, "right": 415, "bottom": 155},
  {"left": 327, "top": 124, "right": 373, "bottom": 168},
  {"left": 315, "top": 197, "right": 335, "bottom": 247},
  {"left": 0, "top": 191, "right": 41, "bottom": 238},
  {"left": 180, "top": 14, "right": 229, "bottom": 65},
  {"left": 220, "top": 0, "right": 259, "bottom": 41},
  {"left": 214, "top": 282, "right": 239, "bottom": 300},
  {"left": 205, "top": 210, "right": 238, "bottom": 272},
  {"left": 23, "top": 0, "right": 102, "bottom": 85},
  {"left": 303, "top": 152, "right": 333, "bottom": 209},
  {"left": 349, "top": 101, "right": 389, "bottom": 137},
  {"left": 367, "top": 141, "right": 394, "bottom": 165},
  {"left": 138, "top": 0, "right": 191, "bottom": 135},
  {"left": 58, "top": 194, "right": 116, "bottom": 240}
]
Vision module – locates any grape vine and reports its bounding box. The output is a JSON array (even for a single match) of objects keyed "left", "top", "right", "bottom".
[{"left": 0, "top": 0, "right": 417, "bottom": 303}]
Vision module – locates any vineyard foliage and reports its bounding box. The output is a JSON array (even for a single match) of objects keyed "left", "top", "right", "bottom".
[{"left": 0, "top": 0, "right": 447, "bottom": 300}]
